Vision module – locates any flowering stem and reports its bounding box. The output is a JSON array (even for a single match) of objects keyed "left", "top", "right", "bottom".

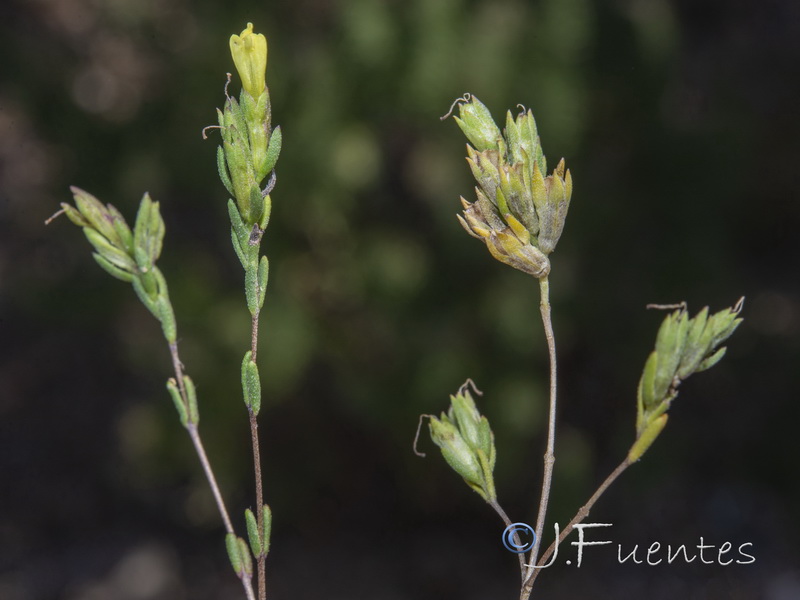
[{"left": 523, "top": 275, "right": 558, "bottom": 589}]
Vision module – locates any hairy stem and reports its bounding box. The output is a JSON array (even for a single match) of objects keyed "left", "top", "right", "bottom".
[
  {"left": 250, "top": 292, "right": 267, "bottom": 600},
  {"left": 521, "top": 457, "right": 632, "bottom": 596},
  {"left": 523, "top": 275, "right": 558, "bottom": 587}
]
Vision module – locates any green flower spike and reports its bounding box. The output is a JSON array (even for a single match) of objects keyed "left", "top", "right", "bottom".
[{"left": 217, "top": 23, "right": 282, "bottom": 230}]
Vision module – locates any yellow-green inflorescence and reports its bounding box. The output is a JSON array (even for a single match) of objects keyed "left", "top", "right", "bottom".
[
  {"left": 451, "top": 95, "right": 572, "bottom": 278},
  {"left": 217, "top": 22, "right": 282, "bottom": 229}
]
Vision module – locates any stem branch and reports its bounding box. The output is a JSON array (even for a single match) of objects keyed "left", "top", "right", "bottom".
[{"left": 522, "top": 457, "right": 632, "bottom": 596}]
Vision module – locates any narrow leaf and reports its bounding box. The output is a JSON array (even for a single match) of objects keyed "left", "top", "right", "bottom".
[
  {"left": 245, "top": 508, "right": 262, "bottom": 557},
  {"left": 225, "top": 533, "right": 243, "bottom": 574},
  {"left": 628, "top": 414, "right": 669, "bottom": 462},
  {"left": 166, "top": 378, "right": 188, "bottom": 427},
  {"left": 184, "top": 375, "right": 199, "bottom": 424},
  {"left": 92, "top": 253, "right": 135, "bottom": 283}
]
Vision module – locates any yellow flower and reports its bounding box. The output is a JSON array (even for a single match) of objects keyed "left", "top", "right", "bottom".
[{"left": 229, "top": 22, "right": 267, "bottom": 98}]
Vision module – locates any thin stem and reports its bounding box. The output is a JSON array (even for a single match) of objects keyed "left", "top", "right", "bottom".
[
  {"left": 169, "top": 343, "right": 235, "bottom": 533},
  {"left": 168, "top": 342, "right": 257, "bottom": 600},
  {"left": 241, "top": 579, "right": 257, "bottom": 600},
  {"left": 521, "top": 457, "right": 632, "bottom": 597},
  {"left": 250, "top": 408, "right": 266, "bottom": 600},
  {"left": 169, "top": 342, "right": 187, "bottom": 398},
  {"left": 251, "top": 313, "right": 260, "bottom": 361},
  {"left": 187, "top": 424, "right": 235, "bottom": 534},
  {"left": 524, "top": 275, "right": 558, "bottom": 583},
  {"left": 249, "top": 292, "right": 266, "bottom": 600},
  {"left": 489, "top": 500, "right": 526, "bottom": 580}
]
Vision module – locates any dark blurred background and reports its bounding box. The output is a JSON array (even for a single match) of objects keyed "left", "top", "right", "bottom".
[{"left": 1, "top": 0, "right": 799, "bottom": 598}]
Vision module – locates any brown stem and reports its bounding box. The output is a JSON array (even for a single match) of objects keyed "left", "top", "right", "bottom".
[
  {"left": 250, "top": 302, "right": 266, "bottom": 600},
  {"left": 251, "top": 312, "right": 260, "bottom": 361},
  {"left": 250, "top": 408, "right": 266, "bottom": 600}
]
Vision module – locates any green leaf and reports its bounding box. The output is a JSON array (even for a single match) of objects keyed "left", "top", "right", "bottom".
[
  {"left": 259, "top": 193, "right": 272, "bottom": 231},
  {"left": 71, "top": 187, "right": 122, "bottom": 246},
  {"left": 237, "top": 537, "right": 253, "bottom": 577},
  {"left": 92, "top": 253, "right": 135, "bottom": 283},
  {"left": 133, "top": 193, "right": 153, "bottom": 270},
  {"left": 261, "top": 125, "right": 282, "bottom": 177},
  {"left": 60, "top": 202, "right": 90, "bottom": 227},
  {"left": 639, "top": 351, "right": 659, "bottom": 411},
  {"left": 245, "top": 260, "right": 259, "bottom": 316},
  {"left": 132, "top": 193, "right": 165, "bottom": 272},
  {"left": 262, "top": 504, "right": 272, "bottom": 557},
  {"left": 241, "top": 351, "right": 262, "bottom": 415},
  {"left": 453, "top": 95, "right": 502, "bottom": 152},
  {"left": 217, "top": 146, "right": 235, "bottom": 196},
  {"left": 148, "top": 197, "right": 165, "bottom": 263},
  {"left": 257, "top": 255, "right": 269, "bottom": 310},
  {"left": 248, "top": 185, "right": 263, "bottom": 224},
  {"left": 450, "top": 391, "right": 481, "bottom": 452},
  {"left": 106, "top": 204, "right": 134, "bottom": 254},
  {"left": 83, "top": 228, "right": 137, "bottom": 272},
  {"left": 132, "top": 276, "right": 159, "bottom": 318},
  {"left": 231, "top": 227, "right": 246, "bottom": 268},
  {"left": 153, "top": 268, "right": 177, "bottom": 343},
  {"left": 677, "top": 307, "right": 709, "bottom": 378},
  {"left": 653, "top": 311, "right": 689, "bottom": 401},
  {"left": 245, "top": 508, "right": 262, "bottom": 557},
  {"left": 475, "top": 448, "right": 497, "bottom": 502},
  {"left": 184, "top": 375, "right": 199, "bottom": 424},
  {"left": 166, "top": 378, "right": 188, "bottom": 427},
  {"left": 225, "top": 533, "right": 243, "bottom": 574},
  {"left": 696, "top": 346, "right": 727, "bottom": 372},
  {"left": 428, "top": 417, "right": 484, "bottom": 497},
  {"left": 628, "top": 414, "right": 668, "bottom": 462},
  {"left": 227, "top": 198, "right": 249, "bottom": 242},
  {"left": 504, "top": 110, "right": 521, "bottom": 163}
]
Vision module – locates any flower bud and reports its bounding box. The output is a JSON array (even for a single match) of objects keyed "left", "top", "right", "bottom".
[
  {"left": 531, "top": 158, "right": 572, "bottom": 255},
  {"left": 429, "top": 416, "right": 484, "bottom": 493},
  {"left": 230, "top": 23, "right": 267, "bottom": 99},
  {"left": 428, "top": 382, "right": 498, "bottom": 502},
  {"left": 453, "top": 95, "right": 503, "bottom": 152}
]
